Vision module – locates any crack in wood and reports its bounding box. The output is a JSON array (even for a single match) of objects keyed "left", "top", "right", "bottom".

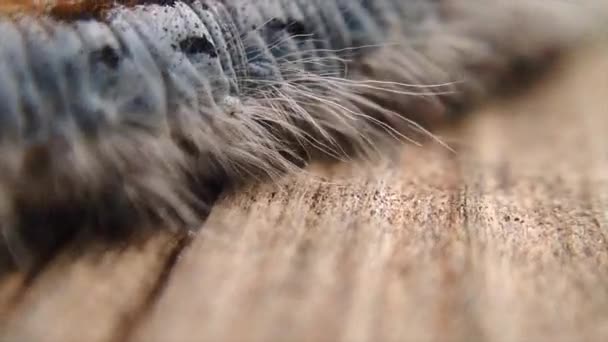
[{"left": 111, "top": 233, "right": 194, "bottom": 342}]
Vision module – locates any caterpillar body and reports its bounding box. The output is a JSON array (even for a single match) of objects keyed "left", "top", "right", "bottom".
[{"left": 0, "top": 0, "right": 603, "bottom": 271}]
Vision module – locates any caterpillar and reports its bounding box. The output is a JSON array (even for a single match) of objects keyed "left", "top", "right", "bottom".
[{"left": 0, "top": 0, "right": 604, "bottom": 272}]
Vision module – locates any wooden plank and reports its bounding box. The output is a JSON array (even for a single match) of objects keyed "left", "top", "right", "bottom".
[
  {"left": 0, "top": 233, "right": 182, "bottom": 342},
  {"left": 130, "top": 48, "right": 608, "bottom": 342},
  {"left": 129, "top": 145, "right": 465, "bottom": 342},
  {"left": 458, "top": 50, "right": 608, "bottom": 341},
  {"left": 0, "top": 47, "right": 606, "bottom": 342}
]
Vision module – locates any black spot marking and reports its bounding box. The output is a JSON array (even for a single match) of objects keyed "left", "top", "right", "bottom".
[
  {"left": 91, "top": 45, "right": 121, "bottom": 69},
  {"left": 179, "top": 35, "right": 217, "bottom": 58},
  {"left": 267, "top": 18, "right": 287, "bottom": 31},
  {"left": 266, "top": 18, "right": 310, "bottom": 38},
  {"left": 285, "top": 19, "right": 309, "bottom": 36}
]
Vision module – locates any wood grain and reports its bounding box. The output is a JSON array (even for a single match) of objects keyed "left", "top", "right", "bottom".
[{"left": 0, "top": 46, "right": 607, "bottom": 342}]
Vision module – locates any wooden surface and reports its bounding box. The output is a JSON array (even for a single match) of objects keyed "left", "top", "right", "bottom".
[{"left": 1, "top": 47, "right": 608, "bottom": 342}]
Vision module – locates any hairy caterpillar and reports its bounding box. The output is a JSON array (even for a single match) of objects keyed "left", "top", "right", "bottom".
[{"left": 0, "top": 0, "right": 604, "bottom": 271}]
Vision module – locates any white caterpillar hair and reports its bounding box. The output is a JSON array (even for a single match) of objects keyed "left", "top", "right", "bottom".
[{"left": 0, "top": 0, "right": 605, "bottom": 271}]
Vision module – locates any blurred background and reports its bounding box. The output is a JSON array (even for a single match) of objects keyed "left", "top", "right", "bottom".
[{"left": 0, "top": 1, "right": 607, "bottom": 341}]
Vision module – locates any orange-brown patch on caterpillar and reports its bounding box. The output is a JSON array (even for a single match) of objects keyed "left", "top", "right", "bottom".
[
  {"left": 0, "top": 1, "right": 167, "bottom": 20},
  {"left": 0, "top": 0, "right": 45, "bottom": 15},
  {"left": 49, "top": 1, "right": 146, "bottom": 20}
]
